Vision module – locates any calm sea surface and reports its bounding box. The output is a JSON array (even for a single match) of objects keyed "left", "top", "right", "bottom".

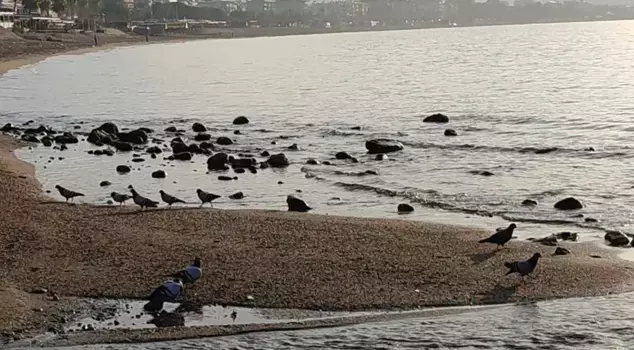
[{"left": 3, "top": 20, "right": 634, "bottom": 348}]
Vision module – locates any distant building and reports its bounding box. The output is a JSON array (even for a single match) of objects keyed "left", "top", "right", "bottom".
[
  {"left": 351, "top": 0, "right": 368, "bottom": 16},
  {"left": 274, "top": 0, "right": 305, "bottom": 14},
  {"left": 246, "top": 0, "right": 275, "bottom": 13},
  {"left": 198, "top": 0, "right": 240, "bottom": 13},
  {"left": 0, "top": 0, "right": 19, "bottom": 12}
]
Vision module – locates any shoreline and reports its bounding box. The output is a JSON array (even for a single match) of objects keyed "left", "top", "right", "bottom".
[
  {"left": 2, "top": 17, "right": 633, "bottom": 77},
  {"left": 2, "top": 133, "right": 634, "bottom": 346}
]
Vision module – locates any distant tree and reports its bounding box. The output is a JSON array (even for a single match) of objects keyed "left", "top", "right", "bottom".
[
  {"left": 22, "top": 0, "right": 41, "bottom": 13},
  {"left": 40, "top": 0, "right": 51, "bottom": 15},
  {"left": 51, "top": 0, "right": 66, "bottom": 15},
  {"left": 102, "top": 0, "right": 128, "bottom": 21}
]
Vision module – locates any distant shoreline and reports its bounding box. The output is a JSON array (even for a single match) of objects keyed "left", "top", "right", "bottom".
[{"left": 1, "top": 17, "right": 632, "bottom": 76}]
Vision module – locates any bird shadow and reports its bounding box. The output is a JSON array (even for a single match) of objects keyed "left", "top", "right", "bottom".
[
  {"left": 470, "top": 250, "right": 499, "bottom": 265},
  {"left": 479, "top": 283, "right": 518, "bottom": 304}
]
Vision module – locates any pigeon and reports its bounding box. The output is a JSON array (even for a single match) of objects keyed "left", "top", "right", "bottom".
[
  {"left": 128, "top": 185, "right": 159, "bottom": 209},
  {"left": 231, "top": 310, "right": 237, "bottom": 322},
  {"left": 505, "top": 253, "right": 542, "bottom": 278},
  {"left": 196, "top": 189, "right": 221, "bottom": 208},
  {"left": 143, "top": 279, "right": 184, "bottom": 312},
  {"left": 167, "top": 257, "right": 202, "bottom": 284},
  {"left": 479, "top": 223, "right": 517, "bottom": 249},
  {"left": 160, "top": 190, "right": 186, "bottom": 208},
  {"left": 110, "top": 192, "right": 131, "bottom": 206},
  {"left": 55, "top": 185, "right": 84, "bottom": 203}
]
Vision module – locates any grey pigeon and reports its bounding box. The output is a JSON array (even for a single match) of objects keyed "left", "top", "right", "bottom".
[
  {"left": 110, "top": 192, "right": 131, "bottom": 206},
  {"left": 160, "top": 190, "right": 186, "bottom": 208},
  {"left": 479, "top": 223, "right": 517, "bottom": 249},
  {"left": 167, "top": 257, "right": 202, "bottom": 284},
  {"left": 55, "top": 185, "right": 84, "bottom": 203},
  {"left": 505, "top": 253, "right": 542, "bottom": 277},
  {"left": 128, "top": 185, "right": 159, "bottom": 210},
  {"left": 196, "top": 189, "right": 221, "bottom": 208},
  {"left": 143, "top": 279, "right": 184, "bottom": 312}
]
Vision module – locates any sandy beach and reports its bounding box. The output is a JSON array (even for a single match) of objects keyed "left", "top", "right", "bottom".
[{"left": 1, "top": 129, "right": 634, "bottom": 345}]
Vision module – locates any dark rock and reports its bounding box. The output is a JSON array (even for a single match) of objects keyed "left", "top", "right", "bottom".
[
  {"left": 97, "top": 122, "right": 119, "bottom": 135},
  {"left": 306, "top": 159, "right": 320, "bottom": 165},
  {"left": 216, "top": 136, "right": 234, "bottom": 145},
  {"left": 335, "top": 151, "right": 352, "bottom": 160},
  {"left": 200, "top": 142, "right": 215, "bottom": 150},
  {"left": 287, "top": 195, "right": 311, "bottom": 212},
  {"left": 397, "top": 203, "right": 414, "bottom": 213},
  {"left": 351, "top": 126, "right": 362, "bottom": 130},
  {"left": 375, "top": 154, "right": 388, "bottom": 161},
  {"left": 288, "top": 143, "right": 300, "bottom": 150},
  {"left": 444, "top": 129, "right": 458, "bottom": 136},
  {"left": 152, "top": 170, "right": 166, "bottom": 179},
  {"left": 554, "top": 197, "right": 583, "bottom": 210},
  {"left": 113, "top": 141, "right": 133, "bottom": 152},
  {"left": 116, "top": 165, "right": 131, "bottom": 173},
  {"left": 469, "top": 170, "right": 494, "bottom": 176},
  {"left": 171, "top": 142, "right": 188, "bottom": 154},
  {"left": 267, "top": 153, "right": 290, "bottom": 168},
  {"left": 248, "top": 166, "right": 258, "bottom": 174},
  {"left": 74, "top": 125, "right": 81, "bottom": 129},
  {"left": 54, "top": 133, "right": 79, "bottom": 144},
  {"left": 604, "top": 231, "right": 629, "bottom": 246},
  {"left": 423, "top": 113, "right": 449, "bottom": 123},
  {"left": 60, "top": 144, "right": 68, "bottom": 151},
  {"left": 118, "top": 129, "right": 148, "bottom": 144},
  {"left": 99, "top": 181, "right": 111, "bottom": 187},
  {"left": 231, "top": 157, "right": 256, "bottom": 169},
  {"left": 88, "top": 129, "right": 114, "bottom": 145},
  {"left": 147, "top": 146, "right": 162, "bottom": 154},
  {"left": 207, "top": 153, "right": 229, "bottom": 170},
  {"left": 165, "top": 126, "right": 177, "bottom": 132},
  {"left": 533, "top": 235, "right": 557, "bottom": 246},
  {"left": 218, "top": 176, "right": 234, "bottom": 181},
  {"left": 234, "top": 130, "right": 241, "bottom": 135},
  {"left": 229, "top": 192, "right": 244, "bottom": 199},
  {"left": 24, "top": 125, "right": 51, "bottom": 134},
  {"left": 1, "top": 123, "right": 18, "bottom": 132},
  {"left": 233, "top": 116, "right": 250, "bottom": 125},
  {"left": 195, "top": 133, "right": 211, "bottom": 141},
  {"left": 103, "top": 149, "right": 114, "bottom": 156},
  {"left": 585, "top": 217, "right": 598, "bottom": 223},
  {"left": 187, "top": 144, "right": 202, "bottom": 154},
  {"left": 192, "top": 123, "right": 207, "bottom": 132},
  {"left": 234, "top": 168, "right": 245, "bottom": 174},
  {"left": 132, "top": 158, "right": 145, "bottom": 163},
  {"left": 554, "top": 247, "right": 571, "bottom": 255},
  {"left": 41, "top": 138, "right": 53, "bottom": 147},
  {"left": 555, "top": 232, "right": 578, "bottom": 241},
  {"left": 365, "top": 139, "right": 404, "bottom": 154},
  {"left": 21, "top": 134, "right": 40, "bottom": 143},
  {"left": 323, "top": 161, "right": 332, "bottom": 165},
  {"left": 278, "top": 181, "right": 284, "bottom": 184},
  {"left": 522, "top": 199, "right": 538, "bottom": 206},
  {"left": 173, "top": 152, "right": 192, "bottom": 161},
  {"left": 260, "top": 151, "right": 270, "bottom": 157},
  {"left": 584, "top": 147, "right": 595, "bottom": 152},
  {"left": 151, "top": 154, "right": 157, "bottom": 159}
]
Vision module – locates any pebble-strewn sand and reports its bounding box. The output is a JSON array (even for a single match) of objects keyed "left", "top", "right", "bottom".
[{"left": 1, "top": 133, "right": 634, "bottom": 345}]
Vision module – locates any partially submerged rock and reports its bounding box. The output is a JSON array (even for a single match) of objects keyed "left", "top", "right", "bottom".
[
  {"left": 522, "top": 199, "right": 538, "bottom": 206},
  {"left": 233, "top": 116, "right": 249, "bottom": 125},
  {"left": 152, "top": 170, "right": 166, "bottom": 179},
  {"left": 554, "top": 197, "right": 583, "bottom": 210},
  {"left": 192, "top": 123, "right": 207, "bottom": 133},
  {"left": 444, "top": 129, "right": 458, "bottom": 136},
  {"left": 267, "top": 153, "right": 290, "bottom": 168},
  {"left": 365, "top": 139, "right": 404, "bottom": 154},
  {"left": 287, "top": 195, "right": 311, "bottom": 212},
  {"left": 423, "top": 113, "right": 449, "bottom": 123},
  {"left": 116, "top": 165, "right": 131, "bottom": 173},
  {"left": 604, "top": 231, "right": 629, "bottom": 246},
  {"left": 397, "top": 203, "right": 414, "bottom": 213}
]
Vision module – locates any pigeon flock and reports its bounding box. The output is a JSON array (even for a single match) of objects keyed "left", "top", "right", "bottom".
[
  {"left": 479, "top": 223, "right": 543, "bottom": 281},
  {"left": 144, "top": 257, "right": 202, "bottom": 312},
  {"left": 57, "top": 184, "right": 221, "bottom": 210}
]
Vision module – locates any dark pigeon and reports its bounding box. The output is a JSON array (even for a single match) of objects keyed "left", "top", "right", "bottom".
[
  {"left": 128, "top": 185, "right": 159, "bottom": 209},
  {"left": 160, "top": 190, "right": 186, "bottom": 208},
  {"left": 505, "top": 253, "right": 542, "bottom": 277},
  {"left": 167, "top": 257, "right": 202, "bottom": 284},
  {"left": 143, "top": 279, "right": 184, "bottom": 312},
  {"left": 55, "top": 185, "right": 84, "bottom": 203},
  {"left": 197, "top": 189, "right": 221, "bottom": 208},
  {"left": 479, "top": 223, "right": 517, "bottom": 249}
]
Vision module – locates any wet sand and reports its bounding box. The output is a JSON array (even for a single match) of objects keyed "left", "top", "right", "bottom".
[{"left": 1, "top": 133, "right": 634, "bottom": 345}]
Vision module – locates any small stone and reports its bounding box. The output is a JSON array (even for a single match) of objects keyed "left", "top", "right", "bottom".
[
  {"left": 229, "top": 192, "right": 244, "bottom": 200},
  {"left": 116, "top": 165, "right": 131, "bottom": 173},
  {"left": 585, "top": 217, "right": 598, "bottom": 223},
  {"left": 278, "top": 181, "right": 284, "bottom": 184},
  {"left": 397, "top": 203, "right": 414, "bottom": 213},
  {"left": 218, "top": 176, "right": 234, "bottom": 181},
  {"left": 444, "top": 129, "right": 458, "bottom": 136},
  {"left": 152, "top": 170, "right": 166, "bottom": 179},
  {"left": 114, "top": 320, "right": 120, "bottom": 326},
  {"left": 522, "top": 199, "right": 538, "bottom": 206},
  {"left": 554, "top": 247, "right": 571, "bottom": 255},
  {"left": 100, "top": 181, "right": 111, "bottom": 187}
]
